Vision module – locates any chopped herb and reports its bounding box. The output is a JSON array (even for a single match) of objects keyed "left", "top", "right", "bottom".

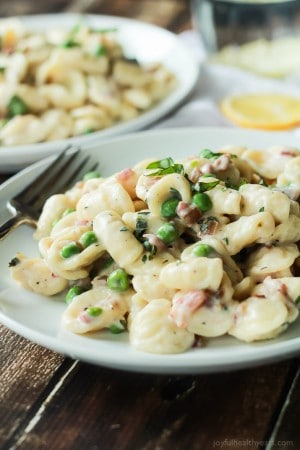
[
  {"left": 295, "top": 296, "right": 300, "bottom": 305},
  {"left": 142, "top": 254, "right": 147, "bottom": 263},
  {"left": 199, "top": 149, "right": 237, "bottom": 160},
  {"left": 223, "top": 237, "right": 229, "bottom": 245},
  {"left": 201, "top": 173, "right": 215, "bottom": 178},
  {"left": 199, "top": 216, "right": 219, "bottom": 233},
  {"left": 60, "top": 24, "right": 82, "bottom": 49},
  {"left": 60, "top": 39, "right": 81, "bottom": 48},
  {"left": 102, "top": 255, "right": 114, "bottom": 269},
  {"left": 95, "top": 44, "right": 107, "bottom": 56},
  {"left": 143, "top": 240, "right": 157, "bottom": 255},
  {"left": 0, "top": 67, "right": 6, "bottom": 73},
  {"left": 199, "top": 149, "right": 222, "bottom": 159},
  {"left": 7, "top": 95, "right": 29, "bottom": 118},
  {"left": 193, "top": 180, "right": 219, "bottom": 193},
  {"left": 225, "top": 178, "right": 249, "bottom": 190},
  {"left": 83, "top": 128, "right": 96, "bottom": 135},
  {"left": 259, "top": 207, "right": 265, "bottom": 212},
  {"left": 9, "top": 257, "right": 20, "bottom": 267},
  {"left": 120, "top": 226, "right": 129, "bottom": 231},
  {"left": 133, "top": 214, "right": 148, "bottom": 241},
  {"left": 146, "top": 157, "right": 184, "bottom": 176}
]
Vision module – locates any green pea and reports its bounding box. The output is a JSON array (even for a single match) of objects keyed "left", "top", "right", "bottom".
[
  {"left": 160, "top": 197, "right": 179, "bottom": 218},
  {"left": 192, "top": 193, "right": 213, "bottom": 212},
  {"left": 157, "top": 222, "right": 179, "bottom": 245},
  {"left": 87, "top": 306, "right": 103, "bottom": 317},
  {"left": 109, "top": 320, "right": 126, "bottom": 334},
  {"left": 60, "top": 242, "right": 81, "bottom": 258},
  {"left": 192, "top": 243, "right": 214, "bottom": 257},
  {"left": 79, "top": 231, "right": 98, "bottom": 248},
  {"left": 83, "top": 171, "right": 101, "bottom": 181},
  {"left": 66, "top": 285, "right": 85, "bottom": 304},
  {"left": 107, "top": 269, "right": 130, "bottom": 291}
]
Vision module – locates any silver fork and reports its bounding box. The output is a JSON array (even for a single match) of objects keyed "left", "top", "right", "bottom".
[{"left": 0, "top": 146, "right": 98, "bottom": 240}]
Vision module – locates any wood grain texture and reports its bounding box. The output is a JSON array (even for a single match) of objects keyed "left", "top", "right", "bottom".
[
  {"left": 10, "top": 360, "right": 297, "bottom": 450},
  {"left": 268, "top": 363, "right": 300, "bottom": 450},
  {"left": 0, "top": 325, "right": 67, "bottom": 448},
  {"left": 0, "top": 0, "right": 192, "bottom": 32},
  {"left": 0, "top": 2, "right": 300, "bottom": 450}
]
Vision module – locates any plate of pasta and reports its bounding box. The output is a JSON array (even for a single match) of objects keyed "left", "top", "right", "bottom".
[
  {"left": 0, "top": 127, "right": 300, "bottom": 374},
  {"left": 0, "top": 13, "right": 199, "bottom": 172}
]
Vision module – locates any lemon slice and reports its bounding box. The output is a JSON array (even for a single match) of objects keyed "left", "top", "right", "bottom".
[
  {"left": 220, "top": 93, "right": 300, "bottom": 130},
  {"left": 211, "top": 37, "right": 300, "bottom": 78}
]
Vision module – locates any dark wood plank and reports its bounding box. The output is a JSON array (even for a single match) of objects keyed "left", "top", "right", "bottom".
[
  {"left": 0, "top": 2, "right": 299, "bottom": 450},
  {"left": 88, "top": 0, "right": 191, "bottom": 31},
  {"left": 11, "top": 360, "right": 298, "bottom": 450},
  {"left": 0, "top": 0, "right": 74, "bottom": 16},
  {"left": 268, "top": 363, "right": 300, "bottom": 450},
  {"left": 0, "top": 325, "right": 69, "bottom": 448},
  {"left": 0, "top": 0, "right": 192, "bottom": 31}
]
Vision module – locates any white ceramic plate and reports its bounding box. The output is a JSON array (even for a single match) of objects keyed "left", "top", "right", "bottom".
[
  {"left": 0, "top": 13, "right": 199, "bottom": 173},
  {"left": 1, "top": 127, "right": 300, "bottom": 374}
]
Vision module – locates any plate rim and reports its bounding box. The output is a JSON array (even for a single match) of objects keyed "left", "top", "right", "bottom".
[
  {"left": 1, "top": 126, "right": 300, "bottom": 374},
  {"left": 0, "top": 12, "right": 200, "bottom": 172}
]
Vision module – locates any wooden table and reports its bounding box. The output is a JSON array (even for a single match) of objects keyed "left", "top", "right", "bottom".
[{"left": 0, "top": 1, "right": 299, "bottom": 449}]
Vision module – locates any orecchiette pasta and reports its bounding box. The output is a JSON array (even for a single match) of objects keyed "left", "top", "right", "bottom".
[
  {"left": 129, "top": 299, "right": 195, "bottom": 354},
  {"left": 0, "top": 18, "right": 177, "bottom": 146},
  {"left": 62, "top": 286, "right": 131, "bottom": 334},
  {"left": 9, "top": 143, "right": 300, "bottom": 355}
]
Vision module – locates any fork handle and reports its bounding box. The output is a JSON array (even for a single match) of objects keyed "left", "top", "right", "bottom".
[{"left": 0, "top": 213, "right": 37, "bottom": 240}]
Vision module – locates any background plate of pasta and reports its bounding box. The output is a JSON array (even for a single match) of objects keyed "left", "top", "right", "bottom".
[
  {"left": 1, "top": 127, "right": 300, "bottom": 374},
  {"left": 0, "top": 13, "right": 198, "bottom": 173}
]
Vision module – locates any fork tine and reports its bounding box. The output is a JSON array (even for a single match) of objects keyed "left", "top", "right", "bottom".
[
  {"left": 14, "top": 144, "right": 74, "bottom": 203},
  {"left": 32, "top": 154, "right": 91, "bottom": 207},
  {"left": 22, "top": 149, "right": 80, "bottom": 205},
  {"left": 62, "top": 158, "right": 98, "bottom": 189},
  {"left": 31, "top": 150, "right": 79, "bottom": 204},
  {"left": 31, "top": 154, "right": 99, "bottom": 211}
]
